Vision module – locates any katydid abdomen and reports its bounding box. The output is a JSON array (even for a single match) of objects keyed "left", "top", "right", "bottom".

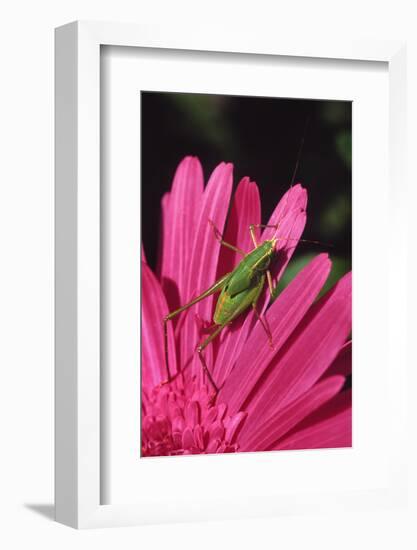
[{"left": 214, "top": 273, "right": 265, "bottom": 325}]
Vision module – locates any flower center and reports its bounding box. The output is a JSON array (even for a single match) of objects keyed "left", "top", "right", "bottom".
[{"left": 141, "top": 379, "right": 246, "bottom": 457}]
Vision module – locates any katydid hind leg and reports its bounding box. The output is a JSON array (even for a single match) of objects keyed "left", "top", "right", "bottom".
[
  {"left": 252, "top": 304, "right": 273, "bottom": 349},
  {"left": 162, "top": 272, "right": 231, "bottom": 384},
  {"left": 251, "top": 274, "right": 274, "bottom": 348},
  {"left": 196, "top": 324, "right": 227, "bottom": 399}
]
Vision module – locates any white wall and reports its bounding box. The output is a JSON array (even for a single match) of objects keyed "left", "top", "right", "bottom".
[{"left": 0, "top": 1, "right": 415, "bottom": 548}]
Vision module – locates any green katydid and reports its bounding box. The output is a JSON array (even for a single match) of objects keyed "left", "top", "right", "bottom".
[{"left": 162, "top": 220, "right": 324, "bottom": 399}]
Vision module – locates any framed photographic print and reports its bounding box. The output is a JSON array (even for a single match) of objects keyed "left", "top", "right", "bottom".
[{"left": 55, "top": 21, "right": 407, "bottom": 528}]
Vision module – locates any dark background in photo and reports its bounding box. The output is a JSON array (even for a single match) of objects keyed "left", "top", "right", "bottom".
[{"left": 141, "top": 91, "right": 352, "bottom": 296}]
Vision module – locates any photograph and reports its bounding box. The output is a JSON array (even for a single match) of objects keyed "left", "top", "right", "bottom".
[{"left": 141, "top": 91, "right": 352, "bottom": 457}]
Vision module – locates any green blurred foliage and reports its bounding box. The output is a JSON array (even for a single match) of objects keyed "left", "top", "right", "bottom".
[
  {"left": 273, "top": 253, "right": 351, "bottom": 301},
  {"left": 171, "top": 94, "right": 235, "bottom": 153},
  {"left": 320, "top": 101, "right": 351, "bottom": 127},
  {"left": 336, "top": 131, "right": 352, "bottom": 166},
  {"left": 320, "top": 194, "right": 351, "bottom": 236}
]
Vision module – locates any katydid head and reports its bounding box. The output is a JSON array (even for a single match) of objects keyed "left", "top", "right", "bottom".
[{"left": 270, "top": 236, "right": 278, "bottom": 250}]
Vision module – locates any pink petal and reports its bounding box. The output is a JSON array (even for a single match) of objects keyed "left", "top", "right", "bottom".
[
  {"left": 209, "top": 421, "right": 225, "bottom": 441},
  {"left": 158, "top": 157, "right": 204, "bottom": 310},
  {"left": 178, "top": 162, "right": 233, "bottom": 381},
  {"left": 141, "top": 262, "right": 177, "bottom": 390},
  {"left": 213, "top": 312, "right": 256, "bottom": 387},
  {"left": 217, "top": 177, "right": 261, "bottom": 275},
  {"left": 184, "top": 400, "right": 199, "bottom": 427},
  {"left": 219, "top": 253, "right": 332, "bottom": 414},
  {"left": 239, "top": 375, "right": 345, "bottom": 451},
  {"left": 241, "top": 272, "right": 352, "bottom": 435},
  {"left": 258, "top": 185, "right": 307, "bottom": 315},
  {"left": 225, "top": 411, "right": 247, "bottom": 444},
  {"left": 275, "top": 390, "right": 352, "bottom": 450},
  {"left": 323, "top": 340, "right": 352, "bottom": 378},
  {"left": 155, "top": 192, "right": 169, "bottom": 281},
  {"left": 277, "top": 409, "right": 352, "bottom": 450},
  {"left": 213, "top": 178, "right": 261, "bottom": 385},
  {"left": 271, "top": 209, "right": 307, "bottom": 282},
  {"left": 141, "top": 244, "right": 147, "bottom": 263},
  {"left": 182, "top": 427, "right": 194, "bottom": 449},
  {"left": 261, "top": 183, "right": 307, "bottom": 242},
  {"left": 262, "top": 184, "right": 307, "bottom": 277}
]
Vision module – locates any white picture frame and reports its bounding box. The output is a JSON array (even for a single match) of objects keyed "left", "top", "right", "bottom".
[{"left": 55, "top": 21, "right": 407, "bottom": 529}]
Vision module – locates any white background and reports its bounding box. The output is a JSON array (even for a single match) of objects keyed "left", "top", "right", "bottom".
[{"left": 0, "top": 1, "right": 416, "bottom": 549}]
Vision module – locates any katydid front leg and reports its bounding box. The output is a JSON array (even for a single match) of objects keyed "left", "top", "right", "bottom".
[{"left": 196, "top": 324, "right": 226, "bottom": 396}]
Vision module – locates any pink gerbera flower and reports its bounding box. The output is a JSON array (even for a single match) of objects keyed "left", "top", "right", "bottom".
[{"left": 141, "top": 156, "right": 352, "bottom": 457}]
